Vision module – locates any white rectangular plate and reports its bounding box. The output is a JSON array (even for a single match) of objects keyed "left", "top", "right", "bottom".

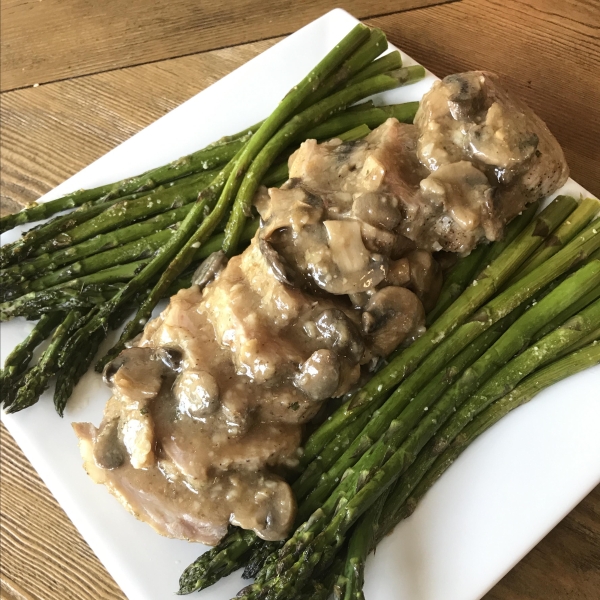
[{"left": 1, "top": 9, "right": 599, "bottom": 600}]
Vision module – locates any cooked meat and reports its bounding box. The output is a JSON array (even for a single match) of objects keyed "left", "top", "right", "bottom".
[
  {"left": 74, "top": 422, "right": 295, "bottom": 544},
  {"left": 74, "top": 236, "right": 414, "bottom": 544},
  {"left": 74, "top": 70, "right": 567, "bottom": 546},
  {"left": 262, "top": 120, "right": 428, "bottom": 294},
  {"left": 412, "top": 71, "right": 569, "bottom": 251}
]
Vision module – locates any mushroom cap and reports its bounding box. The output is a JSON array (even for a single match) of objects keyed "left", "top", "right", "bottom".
[{"left": 363, "top": 286, "right": 425, "bottom": 356}]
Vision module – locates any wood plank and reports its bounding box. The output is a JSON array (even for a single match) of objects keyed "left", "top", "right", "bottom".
[
  {"left": 0, "top": 424, "right": 127, "bottom": 600},
  {"left": 0, "top": 38, "right": 280, "bottom": 216},
  {"left": 0, "top": 0, "right": 453, "bottom": 91},
  {"left": 486, "top": 484, "right": 600, "bottom": 600},
  {"left": 0, "top": 574, "right": 37, "bottom": 600}
]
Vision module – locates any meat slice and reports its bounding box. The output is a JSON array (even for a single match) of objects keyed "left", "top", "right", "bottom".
[
  {"left": 73, "top": 423, "right": 296, "bottom": 544},
  {"left": 259, "top": 120, "right": 431, "bottom": 295},
  {"left": 412, "top": 71, "right": 569, "bottom": 251}
]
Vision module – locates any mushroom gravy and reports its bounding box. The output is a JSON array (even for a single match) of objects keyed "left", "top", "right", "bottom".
[
  {"left": 74, "top": 72, "right": 569, "bottom": 546},
  {"left": 74, "top": 237, "right": 427, "bottom": 545}
]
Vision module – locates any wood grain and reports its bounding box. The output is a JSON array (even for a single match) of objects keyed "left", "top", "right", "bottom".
[
  {"left": 1, "top": 1, "right": 599, "bottom": 599},
  {"left": 0, "top": 424, "right": 126, "bottom": 600},
  {"left": 0, "top": 0, "right": 453, "bottom": 91},
  {"left": 0, "top": 38, "right": 280, "bottom": 216}
]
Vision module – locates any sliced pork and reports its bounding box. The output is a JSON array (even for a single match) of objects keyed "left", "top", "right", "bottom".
[{"left": 74, "top": 71, "right": 568, "bottom": 546}]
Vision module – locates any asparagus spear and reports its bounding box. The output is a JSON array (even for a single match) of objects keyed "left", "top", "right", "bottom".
[
  {"left": 0, "top": 168, "right": 218, "bottom": 268},
  {"left": 101, "top": 73, "right": 413, "bottom": 367},
  {"left": 4, "top": 310, "right": 82, "bottom": 413},
  {"left": 52, "top": 293, "right": 142, "bottom": 417},
  {"left": 34, "top": 169, "right": 220, "bottom": 255},
  {"left": 336, "top": 492, "right": 387, "bottom": 600},
  {"left": 1, "top": 219, "right": 259, "bottom": 321},
  {"left": 0, "top": 285, "right": 122, "bottom": 321},
  {"left": 370, "top": 301, "right": 600, "bottom": 531},
  {"left": 516, "top": 196, "right": 600, "bottom": 280},
  {"left": 242, "top": 540, "right": 281, "bottom": 579},
  {"left": 369, "top": 341, "right": 600, "bottom": 577},
  {"left": 245, "top": 260, "right": 600, "bottom": 598},
  {"left": 294, "top": 318, "right": 513, "bottom": 518},
  {"left": 0, "top": 104, "right": 406, "bottom": 290},
  {"left": 0, "top": 135, "right": 248, "bottom": 235},
  {"left": 0, "top": 312, "right": 63, "bottom": 395},
  {"left": 304, "top": 102, "right": 419, "bottom": 139},
  {"left": 301, "top": 196, "right": 577, "bottom": 466},
  {"left": 0, "top": 262, "right": 145, "bottom": 319},
  {"left": 302, "top": 28, "right": 388, "bottom": 106},
  {"left": 345, "top": 51, "right": 403, "bottom": 85},
  {"left": 1, "top": 190, "right": 145, "bottom": 269},
  {"left": 222, "top": 68, "right": 424, "bottom": 255},
  {"left": 532, "top": 284, "right": 600, "bottom": 343},
  {"left": 4, "top": 229, "right": 174, "bottom": 300},
  {"left": 53, "top": 328, "right": 104, "bottom": 416},
  {"left": 433, "top": 294, "right": 600, "bottom": 455},
  {"left": 426, "top": 202, "right": 539, "bottom": 325},
  {"left": 214, "top": 23, "right": 370, "bottom": 252},
  {"left": 0, "top": 205, "right": 189, "bottom": 287},
  {"left": 25, "top": 109, "right": 372, "bottom": 262}
]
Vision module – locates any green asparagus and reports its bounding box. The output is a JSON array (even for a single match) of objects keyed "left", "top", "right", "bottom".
[
  {"left": 426, "top": 202, "right": 539, "bottom": 325},
  {"left": 516, "top": 196, "right": 599, "bottom": 279},
  {"left": 376, "top": 341, "right": 600, "bottom": 545},
  {"left": 0, "top": 312, "right": 63, "bottom": 396},
  {"left": 243, "top": 258, "right": 600, "bottom": 599},
  {"left": 5, "top": 310, "right": 82, "bottom": 413},
  {"left": 102, "top": 72, "right": 416, "bottom": 366},
  {"left": 0, "top": 135, "right": 248, "bottom": 234},
  {"left": 301, "top": 196, "right": 577, "bottom": 466}
]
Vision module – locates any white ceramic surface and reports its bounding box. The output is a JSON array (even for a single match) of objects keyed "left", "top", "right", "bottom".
[{"left": 1, "top": 9, "right": 599, "bottom": 600}]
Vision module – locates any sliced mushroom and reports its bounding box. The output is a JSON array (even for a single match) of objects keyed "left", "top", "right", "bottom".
[
  {"left": 174, "top": 369, "right": 220, "bottom": 419},
  {"left": 259, "top": 238, "right": 298, "bottom": 287},
  {"left": 93, "top": 417, "right": 125, "bottom": 470},
  {"left": 385, "top": 257, "right": 411, "bottom": 287},
  {"left": 155, "top": 347, "right": 183, "bottom": 372},
  {"left": 192, "top": 250, "right": 228, "bottom": 290},
  {"left": 444, "top": 73, "right": 486, "bottom": 120},
  {"left": 348, "top": 292, "right": 371, "bottom": 309},
  {"left": 360, "top": 222, "right": 397, "bottom": 256},
  {"left": 313, "top": 220, "right": 387, "bottom": 294},
  {"left": 231, "top": 475, "right": 296, "bottom": 542},
  {"left": 260, "top": 186, "right": 323, "bottom": 239},
  {"left": 102, "top": 347, "right": 165, "bottom": 401},
  {"left": 390, "top": 232, "right": 417, "bottom": 260},
  {"left": 406, "top": 250, "right": 443, "bottom": 313},
  {"left": 315, "top": 309, "right": 365, "bottom": 364},
  {"left": 363, "top": 286, "right": 425, "bottom": 356},
  {"left": 294, "top": 349, "right": 340, "bottom": 401},
  {"left": 352, "top": 192, "right": 402, "bottom": 230}
]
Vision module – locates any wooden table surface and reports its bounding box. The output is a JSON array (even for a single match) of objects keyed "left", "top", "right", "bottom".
[{"left": 1, "top": 1, "right": 599, "bottom": 598}]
